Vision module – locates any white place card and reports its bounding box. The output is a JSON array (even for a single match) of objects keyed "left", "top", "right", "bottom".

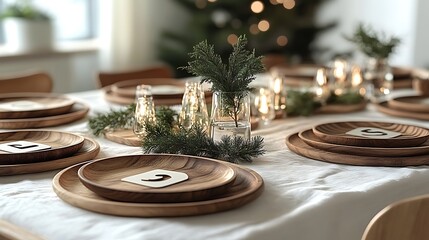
[
  {"left": 121, "top": 169, "right": 189, "bottom": 188},
  {"left": 346, "top": 127, "right": 402, "bottom": 139},
  {"left": 0, "top": 141, "right": 51, "bottom": 153},
  {"left": 0, "top": 100, "right": 45, "bottom": 111}
]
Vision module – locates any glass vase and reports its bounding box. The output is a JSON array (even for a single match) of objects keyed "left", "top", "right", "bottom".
[
  {"left": 209, "top": 91, "right": 251, "bottom": 141},
  {"left": 363, "top": 57, "right": 393, "bottom": 101}
]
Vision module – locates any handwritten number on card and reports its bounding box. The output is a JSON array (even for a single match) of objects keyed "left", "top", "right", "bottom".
[{"left": 360, "top": 128, "right": 388, "bottom": 136}]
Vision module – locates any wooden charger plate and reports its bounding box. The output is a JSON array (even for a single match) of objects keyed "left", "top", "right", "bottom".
[
  {"left": 313, "top": 121, "right": 429, "bottom": 147},
  {"left": 0, "top": 102, "right": 89, "bottom": 129},
  {"left": 0, "top": 93, "right": 75, "bottom": 119},
  {"left": 104, "top": 86, "right": 183, "bottom": 106},
  {"left": 375, "top": 101, "right": 429, "bottom": 121},
  {"left": 299, "top": 129, "right": 429, "bottom": 157},
  {"left": 53, "top": 161, "right": 263, "bottom": 217},
  {"left": 0, "top": 137, "right": 99, "bottom": 176},
  {"left": 78, "top": 154, "right": 237, "bottom": 203},
  {"left": 388, "top": 96, "right": 429, "bottom": 113},
  {"left": 0, "top": 130, "right": 84, "bottom": 165},
  {"left": 286, "top": 132, "right": 429, "bottom": 166},
  {"left": 111, "top": 78, "right": 186, "bottom": 99}
]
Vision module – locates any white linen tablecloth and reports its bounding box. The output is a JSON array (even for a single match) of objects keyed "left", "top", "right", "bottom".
[{"left": 1, "top": 90, "right": 429, "bottom": 240}]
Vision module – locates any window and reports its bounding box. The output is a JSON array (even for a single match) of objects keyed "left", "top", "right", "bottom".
[{"left": 0, "top": 0, "right": 98, "bottom": 44}]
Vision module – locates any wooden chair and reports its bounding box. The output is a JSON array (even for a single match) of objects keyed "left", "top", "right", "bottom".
[
  {"left": 0, "top": 72, "right": 53, "bottom": 93},
  {"left": 361, "top": 194, "right": 429, "bottom": 240},
  {"left": 97, "top": 65, "right": 174, "bottom": 88}
]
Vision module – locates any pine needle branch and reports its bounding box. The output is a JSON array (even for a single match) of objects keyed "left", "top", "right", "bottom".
[
  {"left": 346, "top": 23, "right": 401, "bottom": 59},
  {"left": 88, "top": 104, "right": 135, "bottom": 136}
]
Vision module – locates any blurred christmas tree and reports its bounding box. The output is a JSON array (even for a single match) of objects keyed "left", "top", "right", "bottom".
[{"left": 158, "top": 0, "right": 335, "bottom": 77}]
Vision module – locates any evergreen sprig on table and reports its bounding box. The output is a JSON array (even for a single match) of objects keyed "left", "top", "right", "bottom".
[
  {"left": 142, "top": 118, "right": 265, "bottom": 163},
  {"left": 88, "top": 106, "right": 266, "bottom": 163},
  {"left": 346, "top": 23, "right": 401, "bottom": 59},
  {"left": 181, "top": 35, "right": 264, "bottom": 127},
  {"left": 88, "top": 104, "right": 135, "bottom": 136}
]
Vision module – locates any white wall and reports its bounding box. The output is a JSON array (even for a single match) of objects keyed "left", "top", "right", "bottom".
[
  {"left": 0, "top": 51, "right": 99, "bottom": 93},
  {"left": 315, "top": 0, "right": 420, "bottom": 67}
]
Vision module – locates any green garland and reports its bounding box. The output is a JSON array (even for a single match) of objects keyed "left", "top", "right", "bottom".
[
  {"left": 88, "top": 106, "right": 265, "bottom": 163},
  {"left": 286, "top": 90, "right": 364, "bottom": 116}
]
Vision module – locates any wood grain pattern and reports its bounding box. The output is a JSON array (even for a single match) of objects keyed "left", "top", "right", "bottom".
[
  {"left": 286, "top": 132, "right": 429, "bottom": 166},
  {"left": 104, "top": 129, "right": 141, "bottom": 147},
  {"left": 388, "top": 96, "right": 429, "bottom": 113},
  {"left": 0, "top": 220, "right": 44, "bottom": 240},
  {"left": 376, "top": 101, "right": 429, "bottom": 121},
  {"left": 78, "top": 154, "right": 237, "bottom": 203},
  {"left": 0, "top": 137, "right": 99, "bottom": 176},
  {"left": 362, "top": 194, "right": 429, "bottom": 240},
  {"left": 299, "top": 129, "right": 429, "bottom": 157},
  {"left": 0, "top": 102, "right": 89, "bottom": 129},
  {"left": 0, "top": 131, "right": 84, "bottom": 165},
  {"left": 313, "top": 121, "right": 429, "bottom": 147},
  {"left": 317, "top": 101, "right": 367, "bottom": 114},
  {"left": 0, "top": 93, "right": 75, "bottom": 119},
  {"left": 53, "top": 161, "right": 263, "bottom": 217}
]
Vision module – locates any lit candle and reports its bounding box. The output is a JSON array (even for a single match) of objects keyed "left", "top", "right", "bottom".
[
  {"left": 332, "top": 59, "right": 349, "bottom": 96},
  {"left": 269, "top": 75, "right": 286, "bottom": 113},
  {"left": 350, "top": 65, "right": 366, "bottom": 96},
  {"left": 255, "top": 88, "right": 275, "bottom": 125},
  {"left": 314, "top": 68, "right": 330, "bottom": 104}
]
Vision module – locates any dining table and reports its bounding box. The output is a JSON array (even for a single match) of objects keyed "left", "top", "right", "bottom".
[{"left": 1, "top": 79, "right": 429, "bottom": 240}]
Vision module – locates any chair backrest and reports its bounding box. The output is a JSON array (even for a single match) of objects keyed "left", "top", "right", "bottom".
[
  {"left": 97, "top": 65, "right": 174, "bottom": 88},
  {"left": 0, "top": 72, "right": 53, "bottom": 93},
  {"left": 362, "top": 194, "right": 429, "bottom": 240}
]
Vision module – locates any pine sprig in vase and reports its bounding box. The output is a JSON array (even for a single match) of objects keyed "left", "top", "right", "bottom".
[
  {"left": 347, "top": 23, "right": 401, "bottom": 59},
  {"left": 181, "top": 35, "right": 264, "bottom": 128}
]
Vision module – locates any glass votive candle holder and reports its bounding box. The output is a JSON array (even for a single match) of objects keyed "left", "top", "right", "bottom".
[
  {"left": 135, "top": 84, "right": 152, "bottom": 99},
  {"left": 133, "top": 87, "right": 156, "bottom": 138},
  {"left": 314, "top": 68, "right": 331, "bottom": 105},
  {"left": 270, "top": 75, "right": 287, "bottom": 112},
  {"left": 179, "top": 81, "right": 209, "bottom": 131},
  {"left": 254, "top": 87, "right": 275, "bottom": 125}
]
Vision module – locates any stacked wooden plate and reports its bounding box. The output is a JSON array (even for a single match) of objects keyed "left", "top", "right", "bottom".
[
  {"left": 103, "top": 78, "right": 212, "bottom": 106},
  {"left": 376, "top": 95, "right": 429, "bottom": 121},
  {"left": 53, "top": 154, "right": 264, "bottom": 217},
  {"left": 286, "top": 121, "right": 429, "bottom": 166},
  {"left": 0, "top": 93, "right": 89, "bottom": 129},
  {"left": 0, "top": 130, "right": 100, "bottom": 176},
  {"left": 270, "top": 65, "right": 412, "bottom": 89}
]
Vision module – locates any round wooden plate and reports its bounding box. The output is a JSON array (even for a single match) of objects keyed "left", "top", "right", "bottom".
[
  {"left": 0, "top": 131, "right": 84, "bottom": 165},
  {"left": 78, "top": 154, "right": 237, "bottom": 203},
  {"left": 313, "top": 121, "right": 429, "bottom": 147},
  {"left": 104, "top": 129, "right": 141, "bottom": 147},
  {"left": 0, "top": 137, "right": 99, "bottom": 176},
  {"left": 0, "top": 93, "right": 75, "bottom": 119},
  {"left": 299, "top": 129, "right": 429, "bottom": 157},
  {"left": 286, "top": 132, "right": 429, "bottom": 166},
  {"left": 388, "top": 96, "right": 429, "bottom": 113},
  {"left": 53, "top": 161, "right": 263, "bottom": 217},
  {"left": 0, "top": 102, "right": 89, "bottom": 129},
  {"left": 111, "top": 78, "right": 185, "bottom": 99},
  {"left": 376, "top": 101, "right": 429, "bottom": 121},
  {"left": 104, "top": 86, "right": 184, "bottom": 106}
]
